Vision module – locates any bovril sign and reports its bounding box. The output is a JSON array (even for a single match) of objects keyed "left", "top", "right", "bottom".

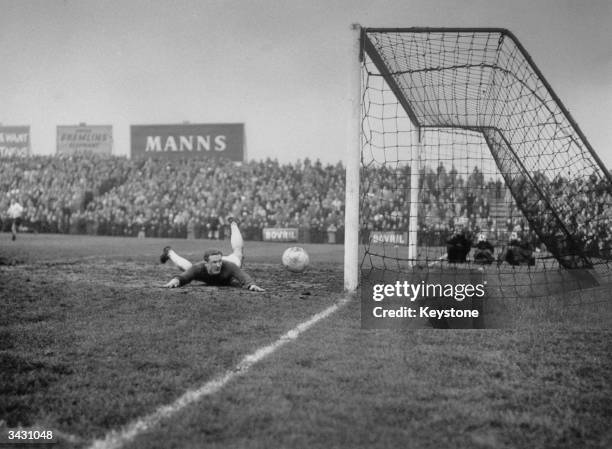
[
  {"left": 130, "top": 123, "right": 244, "bottom": 161},
  {"left": 263, "top": 228, "right": 299, "bottom": 242},
  {"left": 370, "top": 231, "right": 408, "bottom": 245}
]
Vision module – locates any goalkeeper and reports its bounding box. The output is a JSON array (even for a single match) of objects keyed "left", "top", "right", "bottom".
[{"left": 160, "top": 218, "right": 265, "bottom": 291}]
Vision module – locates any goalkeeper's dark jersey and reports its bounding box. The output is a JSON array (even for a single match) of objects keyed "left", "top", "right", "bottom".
[{"left": 176, "top": 261, "right": 254, "bottom": 288}]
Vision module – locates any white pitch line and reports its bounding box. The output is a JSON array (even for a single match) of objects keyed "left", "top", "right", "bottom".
[{"left": 87, "top": 294, "right": 352, "bottom": 449}]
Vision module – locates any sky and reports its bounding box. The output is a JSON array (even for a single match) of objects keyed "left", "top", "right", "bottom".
[{"left": 1, "top": 0, "right": 611, "bottom": 167}]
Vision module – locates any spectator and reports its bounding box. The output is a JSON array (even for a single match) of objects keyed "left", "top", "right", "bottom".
[
  {"left": 473, "top": 233, "right": 495, "bottom": 265},
  {"left": 446, "top": 224, "right": 472, "bottom": 263}
]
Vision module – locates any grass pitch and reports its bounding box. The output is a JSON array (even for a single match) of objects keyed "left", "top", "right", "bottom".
[{"left": 1, "top": 233, "right": 611, "bottom": 449}]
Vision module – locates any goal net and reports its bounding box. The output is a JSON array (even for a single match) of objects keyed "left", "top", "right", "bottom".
[{"left": 348, "top": 28, "right": 612, "bottom": 309}]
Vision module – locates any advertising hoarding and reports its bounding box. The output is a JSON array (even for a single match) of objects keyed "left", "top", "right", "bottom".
[
  {"left": 370, "top": 231, "right": 408, "bottom": 245},
  {"left": 131, "top": 123, "right": 244, "bottom": 161},
  {"left": 57, "top": 125, "right": 113, "bottom": 155},
  {"left": 0, "top": 126, "right": 30, "bottom": 157},
  {"left": 263, "top": 228, "right": 299, "bottom": 242}
]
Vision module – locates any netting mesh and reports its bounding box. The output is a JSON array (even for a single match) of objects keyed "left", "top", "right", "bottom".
[{"left": 359, "top": 29, "right": 612, "bottom": 302}]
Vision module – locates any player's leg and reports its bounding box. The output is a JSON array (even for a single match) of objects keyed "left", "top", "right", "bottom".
[
  {"left": 222, "top": 218, "right": 244, "bottom": 268},
  {"left": 497, "top": 246, "right": 507, "bottom": 266},
  {"left": 160, "top": 246, "right": 193, "bottom": 271},
  {"left": 11, "top": 219, "right": 17, "bottom": 241}
]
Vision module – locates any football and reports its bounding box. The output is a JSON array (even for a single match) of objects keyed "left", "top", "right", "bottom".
[{"left": 282, "top": 246, "right": 310, "bottom": 273}]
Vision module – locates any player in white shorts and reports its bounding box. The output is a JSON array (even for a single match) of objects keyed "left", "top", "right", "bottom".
[{"left": 7, "top": 198, "right": 24, "bottom": 241}]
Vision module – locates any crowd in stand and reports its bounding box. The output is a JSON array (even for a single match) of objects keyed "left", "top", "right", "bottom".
[
  {"left": 1, "top": 154, "right": 610, "bottom": 259},
  {"left": 512, "top": 171, "right": 612, "bottom": 265},
  {"left": 361, "top": 164, "right": 504, "bottom": 243},
  {"left": 0, "top": 154, "right": 346, "bottom": 243},
  {"left": 0, "top": 154, "right": 131, "bottom": 235}
]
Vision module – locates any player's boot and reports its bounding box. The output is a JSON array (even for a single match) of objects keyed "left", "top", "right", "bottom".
[{"left": 160, "top": 246, "right": 171, "bottom": 264}]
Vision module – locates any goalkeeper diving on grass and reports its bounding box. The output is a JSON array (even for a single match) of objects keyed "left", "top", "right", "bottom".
[{"left": 160, "top": 218, "right": 265, "bottom": 291}]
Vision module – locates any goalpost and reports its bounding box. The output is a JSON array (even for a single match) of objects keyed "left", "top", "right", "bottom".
[{"left": 344, "top": 26, "right": 612, "bottom": 299}]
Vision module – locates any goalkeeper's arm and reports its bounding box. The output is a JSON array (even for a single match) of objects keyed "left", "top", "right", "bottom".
[
  {"left": 225, "top": 262, "right": 265, "bottom": 292},
  {"left": 164, "top": 277, "right": 181, "bottom": 288},
  {"left": 164, "top": 277, "right": 264, "bottom": 291},
  {"left": 164, "top": 265, "right": 198, "bottom": 288}
]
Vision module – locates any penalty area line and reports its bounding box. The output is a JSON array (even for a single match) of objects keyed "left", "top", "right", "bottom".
[{"left": 87, "top": 294, "right": 353, "bottom": 449}]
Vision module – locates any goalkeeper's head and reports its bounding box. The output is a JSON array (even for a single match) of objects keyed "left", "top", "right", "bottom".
[{"left": 203, "top": 249, "right": 224, "bottom": 274}]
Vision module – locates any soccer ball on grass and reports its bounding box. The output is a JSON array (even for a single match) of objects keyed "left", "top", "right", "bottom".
[{"left": 282, "top": 246, "right": 310, "bottom": 273}]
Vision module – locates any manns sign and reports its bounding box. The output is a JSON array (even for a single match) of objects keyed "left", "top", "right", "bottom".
[{"left": 131, "top": 123, "right": 244, "bottom": 161}]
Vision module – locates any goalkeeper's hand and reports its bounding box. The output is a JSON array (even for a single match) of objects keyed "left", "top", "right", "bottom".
[
  {"left": 164, "top": 278, "right": 180, "bottom": 288},
  {"left": 248, "top": 284, "right": 265, "bottom": 292}
]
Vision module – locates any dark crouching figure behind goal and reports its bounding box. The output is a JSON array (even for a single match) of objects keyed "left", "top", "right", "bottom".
[
  {"left": 498, "top": 230, "right": 535, "bottom": 266},
  {"left": 446, "top": 224, "right": 472, "bottom": 263},
  {"left": 473, "top": 233, "right": 495, "bottom": 265}
]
